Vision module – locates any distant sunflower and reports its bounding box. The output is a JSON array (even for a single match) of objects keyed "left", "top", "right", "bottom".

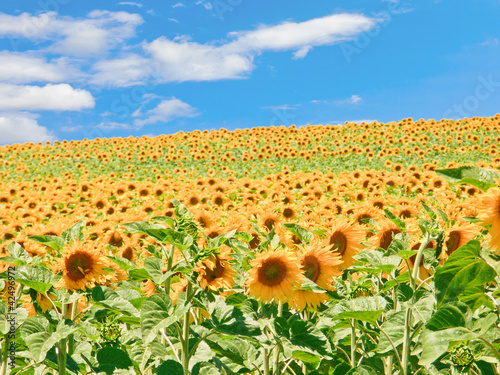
[
  {"left": 55, "top": 242, "right": 114, "bottom": 291},
  {"left": 195, "top": 247, "right": 236, "bottom": 291},
  {"left": 293, "top": 243, "right": 342, "bottom": 311},
  {"left": 247, "top": 250, "right": 303, "bottom": 304},
  {"left": 370, "top": 220, "right": 402, "bottom": 251},
  {"left": 477, "top": 187, "right": 500, "bottom": 252},
  {"left": 328, "top": 220, "right": 365, "bottom": 269}
]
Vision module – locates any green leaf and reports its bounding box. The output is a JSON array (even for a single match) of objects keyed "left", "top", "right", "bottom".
[
  {"left": 143, "top": 257, "right": 165, "bottom": 284},
  {"left": 61, "top": 221, "right": 85, "bottom": 244},
  {"left": 128, "top": 268, "right": 151, "bottom": 282},
  {"left": 15, "top": 266, "right": 55, "bottom": 294},
  {"left": 377, "top": 311, "right": 405, "bottom": 353},
  {"left": 298, "top": 278, "right": 327, "bottom": 293},
  {"left": 346, "top": 366, "right": 378, "bottom": 375},
  {"left": 435, "top": 240, "right": 496, "bottom": 305},
  {"left": 156, "top": 360, "right": 183, "bottom": 375},
  {"left": 140, "top": 293, "right": 176, "bottom": 344},
  {"left": 289, "top": 320, "right": 329, "bottom": 355},
  {"left": 91, "top": 286, "right": 139, "bottom": 316},
  {"left": 6, "top": 242, "right": 31, "bottom": 265},
  {"left": 292, "top": 350, "right": 321, "bottom": 364},
  {"left": 21, "top": 317, "right": 79, "bottom": 362},
  {"left": 96, "top": 346, "right": 133, "bottom": 375},
  {"left": 324, "top": 296, "right": 387, "bottom": 324},
  {"left": 426, "top": 302, "right": 468, "bottom": 331},
  {"left": 419, "top": 327, "right": 478, "bottom": 366},
  {"left": 124, "top": 222, "right": 193, "bottom": 249},
  {"left": 28, "top": 235, "right": 65, "bottom": 253},
  {"left": 152, "top": 216, "right": 176, "bottom": 228},
  {"left": 282, "top": 223, "right": 314, "bottom": 243},
  {"left": 435, "top": 166, "right": 500, "bottom": 192}
]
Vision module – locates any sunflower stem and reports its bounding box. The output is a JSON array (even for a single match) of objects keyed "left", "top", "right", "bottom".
[
  {"left": 181, "top": 281, "right": 192, "bottom": 375},
  {"left": 164, "top": 244, "right": 175, "bottom": 294},
  {"left": 68, "top": 300, "right": 79, "bottom": 356},
  {"left": 263, "top": 347, "right": 271, "bottom": 375},
  {"left": 350, "top": 319, "right": 356, "bottom": 368},
  {"left": 57, "top": 302, "right": 69, "bottom": 375},
  {"left": 1, "top": 335, "right": 10, "bottom": 375}
]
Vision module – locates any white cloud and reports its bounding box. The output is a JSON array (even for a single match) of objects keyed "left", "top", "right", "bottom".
[
  {"left": 172, "top": 2, "right": 184, "bottom": 7},
  {"left": 92, "top": 13, "right": 377, "bottom": 86},
  {"left": 0, "top": 112, "right": 54, "bottom": 144},
  {"left": 0, "top": 51, "right": 79, "bottom": 84},
  {"left": 95, "top": 122, "right": 134, "bottom": 130},
  {"left": 312, "top": 95, "right": 362, "bottom": 105},
  {"left": 348, "top": 94, "right": 362, "bottom": 104},
  {"left": 134, "top": 98, "right": 200, "bottom": 126},
  {"left": 169, "top": 18, "right": 180, "bottom": 23},
  {"left": 196, "top": 1, "right": 213, "bottom": 10},
  {"left": 60, "top": 125, "right": 84, "bottom": 132},
  {"left": 119, "top": 2, "right": 143, "bottom": 7},
  {"left": 0, "top": 83, "right": 95, "bottom": 111},
  {"left": 480, "top": 38, "right": 500, "bottom": 46},
  {"left": 0, "top": 11, "right": 143, "bottom": 56},
  {"left": 263, "top": 104, "right": 300, "bottom": 110}
]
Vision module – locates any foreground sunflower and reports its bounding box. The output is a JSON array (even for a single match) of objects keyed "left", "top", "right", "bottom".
[
  {"left": 195, "top": 246, "right": 236, "bottom": 291},
  {"left": 328, "top": 220, "right": 365, "bottom": 269},
  {"left": 293, "top": 242, "right": 343, "bottom": 311},
  {"left": 55, "top": 241, "right": 115, "bottom": 291},
  {"left": 247, "top": 249, "right": 304, "bottom": 304},
  {"left": 477, "top": 187, "right": 500, "bottom": 252}
]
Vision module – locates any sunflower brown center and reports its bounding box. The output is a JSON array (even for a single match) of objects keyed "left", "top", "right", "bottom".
[
  {"left": 399, "top": 210, "right": 412, "bottom": 219},
  {"left": 204, "top": 259, "right": 224, "bottom": 282},
  {"left": 302, "top": 256, "right": 321, "bottom": 282},
  {"left": 122, "top": 247, "right": 134, "bottom": 261},
  {"left": 258, "top": 258, "right": 287, "bottom": 286},
  {"left": 446, "top": 231, "right": 461, "bottom": 254},
  {"left": 66, "top": 251, "right": 93, "bottom": 281},
  {"left": 264, "top": 218, "right": 277, "bottom": 230},
  {"left": 283, "top": 208, "right": 295, "bottom": 218},
  {"left": 330, "top": 231, "right": 347, "bottom": 255},
  {"left": 380, "top": 229, "right": 401, "bottom": 250}
]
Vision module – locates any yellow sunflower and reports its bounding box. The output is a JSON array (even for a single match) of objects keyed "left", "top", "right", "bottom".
[
  {"left": 328, "top": 220, "right": 365, "bottom": 270},
  {"left": 247, "top": 249, "right": 304, "bottom": 304},
  {"left": 293, "top": 242, "right": 342, "bottom": 311},
  {"left": 477, "top": 187, "right": 500, "bottom": 252},
  {"left": 369, "top": 220, "right": 402, "bottom": 251},
  {"left": 55, "top": 241, "right": 115, "bottom": 291},
  {"left": 195, "top": 247, "right": 236, "bottom": 291}
]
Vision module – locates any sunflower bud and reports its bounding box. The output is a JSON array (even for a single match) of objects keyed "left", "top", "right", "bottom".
[
  {"left": 99, "top": 320, "right": 122, "bottom": 343},
  {"left": 450, "top": 343, "right": 474, "bottom": 367}
]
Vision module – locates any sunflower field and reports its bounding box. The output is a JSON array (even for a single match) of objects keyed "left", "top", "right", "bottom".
[{"left": 0, "top": 116, "right": 500, "bottom": 375}]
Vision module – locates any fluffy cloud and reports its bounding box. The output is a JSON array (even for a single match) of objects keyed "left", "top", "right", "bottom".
[
  {"left": 134, "top": 98, "right": 200, "bottom": 126},
  {"left": 92, "top": 13, "right": 377, "bottom": 86},
  {"left": 0, "top": 112, "right": 54, "bottom": 145},
  {"left": 0, "top": 10, "right": 143, "bottom": 55},
  {"left": 0, "top": 51, "right": 79, "bottom": 84},
  {"left": 0, "top": 83, "right": 95, "bottom": 111}
]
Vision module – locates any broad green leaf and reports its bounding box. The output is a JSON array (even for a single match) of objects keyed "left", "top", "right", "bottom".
[
  {"left": 435, "top": 240, "right": 496, "bottom": 305},
  {"left": 346, "top": 366, "right": 378, "bottom": 375},
  {"left": 91, "top": 286, "right": 139, "bottom": 316},
  {"left": 28, "top": 235, "right": 65, "bottom": 253},
  {"left": 419, "top": 327, "right": 477, "bottom": 366},
  {"left": 426, "top": 302, "right": 468, "bottom": 331},
  {"left": 140, "top": 293, "right": 176, "bottom": 344},
  {"left": 6, "top": 242, "right": 31, "bottom": 265},
  {"left": 21, "top": 317, "right": 79, "bottom": 362},
  {"left": 123, "top": 222, "right": 193, "bottom": 248},
  {"left": 292, "top": 350, "right": 321, "bottom": 364},
  {"left": 298, "top": 278, "right": 327, "bottom": 293},
  {"left": 15, "top": 265, "right": 55, "bottom": 294},
  {"left": 61, "top": 221, "right": 85, "bottom": 244},
  {"left": 282, "top": 223, "right": 314, "bottom": 243},
  {"left": 324, "top": 296, "right": 387, "bottom": 324},
  {"left": 96, "top": 346, "right": 133, "bottom": 375},
  {"left": 377, "top": 311, "right": 405, "bottom": 353},
  {"left": 435, "top": 166, "right": 500, "bottom": 192},
  {"left": 289, "top": 320, "right": 329, "bottom": 355},
  {"left": 156, "top": 360, "right": 183, "bottom": 375},
  {"left": 355, "top": 250, "right": 401, "bottom": 273}
]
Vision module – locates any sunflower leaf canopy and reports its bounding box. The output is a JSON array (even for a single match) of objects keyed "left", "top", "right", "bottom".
[
  {"left": 435, "top": 166, "right": 500, "bottom": 192},
  {"left": 434, "top": 240, "right": 496, "bottom": 307},
  {"left": 15, "top": 265, "right": 56, "bottom": 294},
  {"left": 282, "top": 223, "right": 314, "bottom": 244},
  {"left": 61, "top": 221, "right": 86, "bottom": 244},
  {"left": 324, "top": 296, "right": 387, "bottom": 324}
]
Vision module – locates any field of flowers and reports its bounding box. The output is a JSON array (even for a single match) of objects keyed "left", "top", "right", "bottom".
[{"left": 0, "top": 116, "right": 499, "bottom": 374}]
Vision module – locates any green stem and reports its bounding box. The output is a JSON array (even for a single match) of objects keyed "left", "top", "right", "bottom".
[
  {"left": 67, "top": 300, "right": 79, "bottom": 356},
  {"left": 350, "top": 319, "right": 356, "bottom": 368},
  {"left": 1, "top": 335, "right": 10, "bottom": 375},
  {"left": 181, "top": 281, "right": 192, "bottom": 375},
  {"left": 58, "top": 303, "right": 69, "bottom": 375},
  {"left": 164, "top": 244, "right": 175, "bottom": 294},
  {"left": 401, "top": 305, "right": 411, "bottom": 375},
  {"left": 263, "top": 347, "right": 270, "bottom": 375}
]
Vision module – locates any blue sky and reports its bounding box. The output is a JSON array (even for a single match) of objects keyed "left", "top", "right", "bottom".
[{"left": 0, "top": 0, "right": 499, "bottom": 145}]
